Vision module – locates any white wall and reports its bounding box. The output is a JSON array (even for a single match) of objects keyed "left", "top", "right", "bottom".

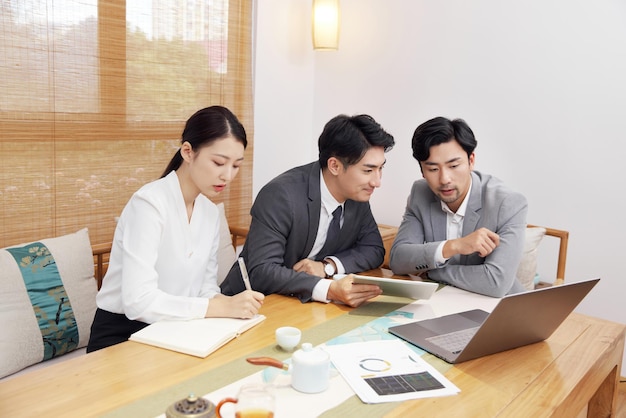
[
  {"left": 254, "top": 0, "right": 626, "bottom": 373},
  {"left": 252, "top": 0, "right": 317, "bottom": 194}
]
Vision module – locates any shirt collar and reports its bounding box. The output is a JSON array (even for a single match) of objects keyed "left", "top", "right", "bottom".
[
  {"left": 320, "top": 170, "right": 342, "bottom": 215},
  {"left": 440, "top": 178, "right": 472, "bottom": 219}
]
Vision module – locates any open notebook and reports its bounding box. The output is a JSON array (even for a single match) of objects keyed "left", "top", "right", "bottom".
[{"left": 129, "top": 314, "right": 266, "bottom": 358}]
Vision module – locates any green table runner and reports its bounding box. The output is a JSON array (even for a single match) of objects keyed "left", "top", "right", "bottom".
[{"left": 103, "top": 297, "right": 450, "bottom": 418}]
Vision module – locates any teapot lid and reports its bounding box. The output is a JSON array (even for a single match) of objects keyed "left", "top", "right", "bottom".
[
  {"left": 165, "top": 394, "right": 216, "bottom": 418},
  {"left": 293, "top": 343, "right": 329, "bottom": 363}
]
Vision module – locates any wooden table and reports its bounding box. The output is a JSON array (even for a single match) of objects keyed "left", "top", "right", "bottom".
[{"left": 1, "top": 273, "right": 624, "bottom": 417}]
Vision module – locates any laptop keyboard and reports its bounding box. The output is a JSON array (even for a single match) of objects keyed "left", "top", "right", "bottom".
[{"left": 425, "top": 326, "right": 480, "bottom": 354}]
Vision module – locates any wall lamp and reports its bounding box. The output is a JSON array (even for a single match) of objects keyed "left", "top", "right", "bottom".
[{"left": 312, "top": 0, "right": 340, "bottom": 50}]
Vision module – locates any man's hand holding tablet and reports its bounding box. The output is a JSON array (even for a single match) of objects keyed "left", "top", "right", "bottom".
[{"left": 335, "top": 274, "right": 438, "bottom": 300}]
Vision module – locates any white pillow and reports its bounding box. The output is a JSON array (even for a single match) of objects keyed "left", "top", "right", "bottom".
[
  {"left": 516, "top": 227, "right": 546, "bottom": 290},
  {"left": 216, "top": 203, "right": 237, "bottom": 285},
  {"left": 0, "top": 228, "right": 97, "bottom": 378}
]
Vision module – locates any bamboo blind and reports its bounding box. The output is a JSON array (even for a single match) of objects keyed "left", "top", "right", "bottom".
[{"left": 0, "top": 0, "right": 253, "bottom": 248}]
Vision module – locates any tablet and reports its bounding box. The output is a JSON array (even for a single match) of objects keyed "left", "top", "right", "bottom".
[{"left": 337, "top": 274, "right": 438, "bottom": 300}]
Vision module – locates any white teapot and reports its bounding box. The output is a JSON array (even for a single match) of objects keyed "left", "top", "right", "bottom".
[
  {"left": 290, "top": 343, "right": 330, "bottom": 393},
  {"left": 247, "top": 342, "right": 331, "bottom": 394}
]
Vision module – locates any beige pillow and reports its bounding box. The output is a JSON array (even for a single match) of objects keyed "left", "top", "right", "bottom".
[
  {"left": 0, "top": 228, "right": 97, "bottom": 378},
  {"left": 516, "top": 227, "right": 546, "bottom": 290},
  {"left": 217, "top": 203, "right": 237, "bottom": 285}
]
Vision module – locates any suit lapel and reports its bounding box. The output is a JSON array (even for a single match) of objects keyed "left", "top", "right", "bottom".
[
  {"left": 462, "top": 171, "right": 482, "bottom": 236},
  {"left": 304, "top": 162, "right": 322, "bottom": 256}
]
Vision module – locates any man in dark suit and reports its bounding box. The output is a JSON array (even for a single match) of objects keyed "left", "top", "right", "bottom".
[{"left": 221, "top": 114, "right": 395, "bottom": 307}]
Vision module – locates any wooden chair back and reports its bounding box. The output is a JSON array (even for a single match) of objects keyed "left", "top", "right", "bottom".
[{"left": 527, "top": 224, "right": 569, "bottom": 286}]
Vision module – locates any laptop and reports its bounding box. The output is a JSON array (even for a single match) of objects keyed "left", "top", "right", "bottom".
[{"left": 388, "top": 278, "right": 599, "bottom": 364}]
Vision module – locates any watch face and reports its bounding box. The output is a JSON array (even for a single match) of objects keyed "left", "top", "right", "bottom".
[{"left": 324, "top": 262, "right": 334, "bottom": 276}]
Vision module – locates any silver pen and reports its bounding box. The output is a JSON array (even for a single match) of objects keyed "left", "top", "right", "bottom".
[{"left": 238, "top": 257, "right": 252, "bottom": 291}]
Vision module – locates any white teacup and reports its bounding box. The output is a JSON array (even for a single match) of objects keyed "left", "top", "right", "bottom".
[{"left": 275, "top": 326, "right": 301, "bottom": 351}]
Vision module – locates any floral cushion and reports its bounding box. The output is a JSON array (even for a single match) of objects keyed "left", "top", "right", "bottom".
[{"left": 0, "top": 229, "right": 97, "bottom": 378}]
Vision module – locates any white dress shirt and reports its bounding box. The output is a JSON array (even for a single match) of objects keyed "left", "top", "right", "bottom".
[
  {"left": 96, "top": 171, "right": 219, "bottom": 323},
  {"left": 434, "top": 181, "right": 472, "bottom": 265},
  {"left": 309, "top": 171, "right": 345, "bottom": 302}
]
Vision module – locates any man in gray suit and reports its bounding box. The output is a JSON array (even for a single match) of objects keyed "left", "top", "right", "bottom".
[
  {"left": 221, "top": 114, "right": 395, "bottom": 307},
  {"left": 390, "top": 117, "right": 527, "bottom": 297}
]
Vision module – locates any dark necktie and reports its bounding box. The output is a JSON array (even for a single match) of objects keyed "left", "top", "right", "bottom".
[
  {"left": 326, "top": 205, "right": 342, "bottom": 245},
  {"left": 317, "top": 205, "right": 342, "bottom": 260}
]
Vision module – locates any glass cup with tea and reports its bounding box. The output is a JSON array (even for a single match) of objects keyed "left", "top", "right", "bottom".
[{"left": 216, "top": 383, "right": 275, "bottom": 418}]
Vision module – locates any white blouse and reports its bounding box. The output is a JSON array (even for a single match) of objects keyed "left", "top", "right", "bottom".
[{"left": 96, "top": 171, "right": 219, "bottom": 323}]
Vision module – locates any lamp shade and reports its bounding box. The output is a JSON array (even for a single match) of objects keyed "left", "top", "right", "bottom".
[{"left": 312, "top": 0, "right": 340, "bottom": 50}]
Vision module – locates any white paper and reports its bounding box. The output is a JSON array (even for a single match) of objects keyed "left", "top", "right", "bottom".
[
  {"left": 427, "top": 286, "right": 500, "bottom": 317},
  {"left": 323, "top": 339, "right": 459, "bottom": 404}
]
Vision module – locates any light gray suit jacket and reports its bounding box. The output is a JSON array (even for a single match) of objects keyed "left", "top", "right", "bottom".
[
  {"left": 390, "top": 171, "right": 527, "bottom": 297},
  {"left": 221, "top": 162, "right": 384, "bottom": 302}
]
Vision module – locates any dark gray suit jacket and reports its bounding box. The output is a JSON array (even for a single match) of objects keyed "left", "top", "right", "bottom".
[
  {"left": 221, "top": 162, "right": 384, "bottom": 302},
  {"left": 390, "top": 171, "right": 527, "bottom": 297}
]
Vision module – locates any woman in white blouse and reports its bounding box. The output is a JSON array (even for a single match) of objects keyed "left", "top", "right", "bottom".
[{"left": 87, "top": 106, "right": 264, "bottom": 352}]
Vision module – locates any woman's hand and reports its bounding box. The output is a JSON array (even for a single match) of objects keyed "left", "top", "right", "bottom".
[{"left": 205, "top": 291, "right": 265, "bottom": 319}]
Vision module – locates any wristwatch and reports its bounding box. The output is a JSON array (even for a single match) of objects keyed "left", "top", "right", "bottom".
[{"left": 321, "top": 259, "right": 336, "bottom": 278}]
